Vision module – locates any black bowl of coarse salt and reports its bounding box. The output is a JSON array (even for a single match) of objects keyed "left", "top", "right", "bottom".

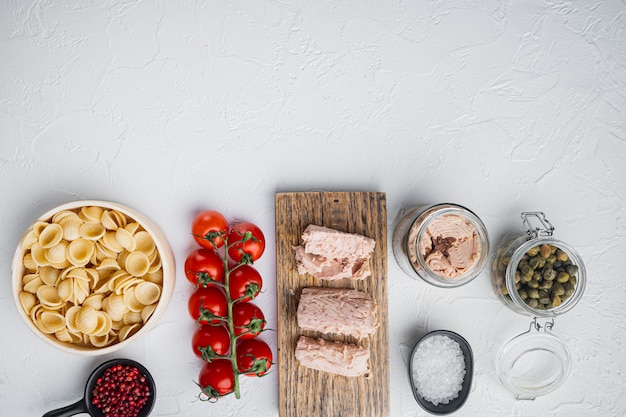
[{"left": 408, "top": 330, "right": 473, "bottom": 415}]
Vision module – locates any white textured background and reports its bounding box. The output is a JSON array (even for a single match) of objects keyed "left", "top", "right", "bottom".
[{"left": 1, "top": 1, "right": 625, "bottom": 416}]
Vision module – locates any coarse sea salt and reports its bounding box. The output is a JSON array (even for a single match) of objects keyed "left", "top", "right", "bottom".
[{"left": 411, "top": 334, "right": 466, "bottom": 406}]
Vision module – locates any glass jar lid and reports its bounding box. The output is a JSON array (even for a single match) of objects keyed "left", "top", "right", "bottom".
[{"left": 496, "top": 319, "right": 571, "bottom": 399}]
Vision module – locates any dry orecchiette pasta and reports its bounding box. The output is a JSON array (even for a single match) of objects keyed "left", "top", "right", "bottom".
[{"left": 18, "top": 206, "right": 164, "bottom": 348}]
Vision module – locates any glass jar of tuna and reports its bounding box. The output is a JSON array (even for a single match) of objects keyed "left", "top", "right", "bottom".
[
  {"left": 392, "top": 203, "right": 489, "bottom": 288},
  {"left": 491, "top": 212, "right": 586, "bottom": 317}
]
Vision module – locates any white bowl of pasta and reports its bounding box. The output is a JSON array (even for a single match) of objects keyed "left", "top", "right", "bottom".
[{"left": 11, "top": 200, "right": 175, "bottom": 355}]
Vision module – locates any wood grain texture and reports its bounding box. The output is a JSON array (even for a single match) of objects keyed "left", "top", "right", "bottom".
[{"left": 275, "top": 192, "right": 389, "bottom": 417}]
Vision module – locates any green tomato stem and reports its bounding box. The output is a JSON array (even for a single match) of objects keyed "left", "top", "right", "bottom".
[{"left": 223, "top": 235, "right": 243, "bottom": 399}]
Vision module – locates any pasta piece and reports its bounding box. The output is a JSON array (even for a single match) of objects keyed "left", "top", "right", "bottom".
[
  {"left": 123, "top": 287, "right": 144, "bottom": 313},
  {"left": 36, "top": 285, "right": 65, "bottom": 309},
  {"left": 101, "top": 210, "right": 126, "bottom": 230},
  {"left": 90, "top": 333, "right": 112, "bottom": 347},
  {"left": 83, "top": 294, "right": 104, "bottom": 310},
  {"left": 134, "top": 231, "right": 156, "bottom": 256},
  {"left": 58, "top": 213, "right": 83, "bottom": 241},
  {"left": 135, "top": 281, "right": 161, "bottom": 305},
  {"left": 115, "top": 228, "right": 136, "bottom": 252},
  {"left": 30, "top": 243, "right": 49, "bottom": 268},
  {"left": 125, "top": 251, "right": 150, "bottom": 277},
  {"left": 38, "top": 223, "right": 63, "bottom": 249},
  {"left": 19, "top": 291, "right": 37, "bottom": 314},
  {"left": 21, "top": 230, "right": 39, "bottom": 251},
  {"left": 23, "top": 275, "right": 44, "bottom": 294},
  {"left": 51, "top": 210, "right": 78, "bottom": 224},
  {"left": 22, "top": 253, "right": 38, "bottom": 272},
  {"left": 140, "top": 303, "right": 157, "bottom": 323},
  {"left": 57, "top": 278, "right": 73, "bottom": 302},
  {"left": 67, "top": 238, "right": 95, "bottom": 267},
  {"left": 101, "top": 231, "right": 124, "bottom": 253},
  {"left": 44, "top": 241, "right": 69, "bottom": 269},
  {"left": 123, "top": 310, "right": 143, "bottom": 325},
  {"left": 80, "top": 206, "right": 104, "bottom": 223},
  {"left": 75, "top": 306, "right": 98, "bottom": 334},
  {"left": 36, "top": 311, "right": 66, "bottom": 334},
  {"left": 39, "top": 266, "right": 61, "bottom": 286},
  {"left": 32, "top": 221, "right": 50, "bottom": 237},
  {"left": 118, "top": 324, "right": 140, "bottom": 342},
  {"left": 55, "top": 328, "right": 74, "bottom": 343},
  {"left": 125, "top": 222, "right": 140, "bottom": 235},
  {"left": 79, "top": 222, "right": 106, "bottom": 241},
  {"left": 96, "top": 258, "right": 121, "bottom": 272}
]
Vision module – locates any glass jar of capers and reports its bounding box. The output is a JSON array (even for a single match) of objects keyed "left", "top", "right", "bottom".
[{"left": 491, "top": 212, "right": 586, "bottom": 317}]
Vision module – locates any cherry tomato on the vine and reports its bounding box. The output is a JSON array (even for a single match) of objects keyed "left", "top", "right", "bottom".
[
  {"left": 236, "top": 338, "right": 273, "bottom": 377},
  {"left": 227, "top": 222, "right": 265, "bottom": 263},
  {"left": 185, "top": 248, "right": 225, "bottom": 287},
  {"left": 192, "top": 210, "right": 229, "bottom": 250},
  {"left": 198, "top": 359, "right": 235, "bottom": 400},
  {"left": 232, "top": 302, "right": 266, "bottom": 339},
  {"left": 191, "top": 324, "right": 231, "bottom": 361},
  {"left": 188, "top": 286, "right": 228, "bottom": 325},
  {"left": 228, "top": 265, "right": 262, "bottom": 302}
]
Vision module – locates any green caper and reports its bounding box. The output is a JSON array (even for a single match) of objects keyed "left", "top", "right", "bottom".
[
  {"left": 519, "top": 289, "right": 528, "bottom": 300},
  {"left": 514, "top": 271, "right": 521, "bottom": 283},
  {"left": 546, "top": 255, "right": 557, "bottom": 264},
  {"left": 566, "top": 264, "right": 578, "bottom": 276},
  {"left": 500, "top": 285, "right": 509, "bottom": 295},
  {"left": 527, "top": 279, "right": 539, "bottom": 289},
  {"left": 556, "top": 271, "right": 570, "bottom": 283},
  {"left": 520, "top": 273, "right": 532, "bottom": 283},
  {"left": 543, "top": 268, "right": 557, "bottom": 281},
  {"left": 570, "top": 275, "right": 577, "bottom": 286},
  {"left": 551, "top": 294, "right": 562, "bottom": 307},
  {"left": 529, "top": 256, "right": 541, "bottom": 269},
  {"left": 527, "top": 288, "right": 539, "bottom": 298},
  {"left": 535, "top": 256, "right": 546, "bottom": 268},
  {"left": 539, "top": 295, "right": 551, "bottom": 305},
  {"left": 556, "top": 249, "right": 569, "bottom": 262},
  {"left": 564, "top": 282, "right": 575, "bottom": 296},
  {"left": 553, "top": 260, "right": 562, "bottom": 268},
  {"left": 520, "top": 263, "right": 533, "bottom": 277},
  {"left": 526, "top": 298, "right": 539, "bottom": 308},
  {"left": 533, "top": 272, "right": 542, "bottom": 282},
  {"left": 538, "top": 289, "right": 549, "bottom": 299},
  {"left": 515, "top": 281, "right": 521, "bottom": 290},
  {"left": 540, "top": 244, "right": 552, "bottom": 258},
  {"left": 527, "top": 246, "right": 540, "bottom": 257},
  {"left": 552, "top": 282, "right": 565, "bottom": 296},
  {"left": 550, "top": 245, "right": 558, "bottom": 254},
  {"left": 539, "top": 279, "right": 553, "bottom": 290}
]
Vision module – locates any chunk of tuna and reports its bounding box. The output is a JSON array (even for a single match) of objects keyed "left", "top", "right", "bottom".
[
  {"left": 295, "top": 336, "right": 370, "bottom": 377},
  {"left": 294, "top": 225, "right": 375, "bottom": 280},
  {"left": 297, "top": 287, "right": 378, "bottom": 339}
]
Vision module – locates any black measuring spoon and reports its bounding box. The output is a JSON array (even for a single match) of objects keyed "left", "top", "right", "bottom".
[{"left": 43, "top": 358, "right": 156, "bottom": 417}]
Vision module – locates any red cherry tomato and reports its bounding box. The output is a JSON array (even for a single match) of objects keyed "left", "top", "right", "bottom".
[
  {"left": 198, "top": 359, "right": 234, "bottom": 400},
  {"left": 227, "top": 222, "right": 265, "bottom": 263},
  {"left": 188, "top": 286, "right": 228, "bottom": 325},
  {"left": 192, "top": 210, "right": 229, "bottom": 250},
  {"left": 228, "top": 265, "right": 262, "bottom": 302},
  {"left": 236, "top": 338, "right": 273, "bottom": 376},
  {"left": 185, "top": 248, "right": 225, "bottom": 287},
  {"left": 232, "top": 302, "right": 265, "bottom": 339},
  {"left": 191, "top": 324, "right": 231, "bottom": 360}
]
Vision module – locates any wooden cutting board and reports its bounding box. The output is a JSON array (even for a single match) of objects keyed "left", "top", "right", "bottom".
[{"left": 275, "top": 191, "right": 389, "bottom": 417}]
